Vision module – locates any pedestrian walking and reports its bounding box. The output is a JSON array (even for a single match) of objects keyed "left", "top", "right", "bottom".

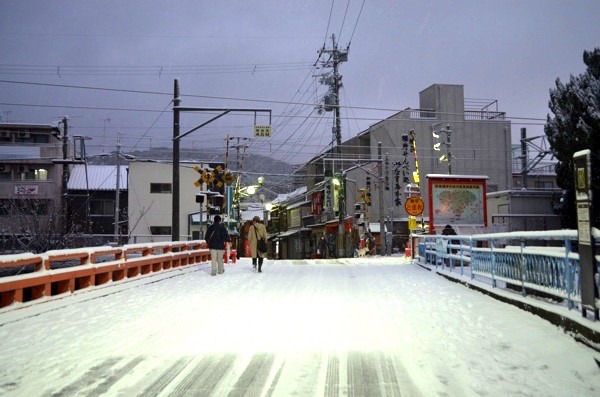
[
  {"left": 318, "top": 235, "right": 329, "bottom": 259},
  {"left": 205, "top": 215, "right": 230, "bottom": 276},
  {"left": 366, "top": 230, "right": 376, "bottom": 256},
  {"left": 248, "top": 216, "right": 268, "bottom": 272},
  {"left": 350, "top": 227, "right": 360, "bottom": 257}
]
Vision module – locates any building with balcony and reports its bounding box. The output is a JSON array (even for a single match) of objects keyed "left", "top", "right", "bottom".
[{"left": 0, "top": 123, "right": 70, "bottom": 252}]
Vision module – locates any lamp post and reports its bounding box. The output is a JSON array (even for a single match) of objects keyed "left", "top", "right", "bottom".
[{"left": 432, "top": 124, "right": 452, "bottom": 175}]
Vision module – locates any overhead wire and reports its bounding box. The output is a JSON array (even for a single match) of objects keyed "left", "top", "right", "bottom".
[
  {"left": 339, "top": 0, "right": 351, "bottom": 39},
  {"left": 324, "top": 0, "right": 336, "bottom": 46},
  {"left": 348, "top": 0, "right": 366, "bottom": 46}
]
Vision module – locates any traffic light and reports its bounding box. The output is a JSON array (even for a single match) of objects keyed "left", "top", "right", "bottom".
[{"left": 365, "top": 188, "right": 371, "bottom": 206}]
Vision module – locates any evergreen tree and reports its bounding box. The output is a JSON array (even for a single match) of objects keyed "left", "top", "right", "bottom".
[{"left": 545, "top": 48, "right": 600, "bottom": 228}]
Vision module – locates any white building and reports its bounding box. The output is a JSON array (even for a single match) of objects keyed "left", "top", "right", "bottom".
[{"left": 127, "top": 161, "right": 214, "bottom": 243}]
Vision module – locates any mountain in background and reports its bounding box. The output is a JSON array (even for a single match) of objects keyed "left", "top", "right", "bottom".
[{"left": 88, "top": 147, "right": 306, "bottom": 198}]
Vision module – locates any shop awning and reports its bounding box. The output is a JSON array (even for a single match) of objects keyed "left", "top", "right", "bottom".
[
  {"left": 278, "top": 229, "right": 300, "bottom": 238},
  {"left": 287, "top": 200, "right": 311, "bottom": 210}
]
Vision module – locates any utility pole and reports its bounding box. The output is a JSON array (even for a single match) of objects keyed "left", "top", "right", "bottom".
[
  {"left": 60, "top": 116, "right": 69, "bottom": 234},
  {"left": 114, "top": 132, "right": 122, "bottom": 243},
  {"left": 172, "top": 79, "right": 181, "bottom": 242},
  {"left": 317, "top": 34, "right": 348, "bottom": 169},
  {"left": 332, "top": 34, "right": 342, "bottom": 157},
  {"left": 378, "top": 142, "right": 386, "bottom": 256},
  {"left": 317, "top": 34, "right": 348, "bottom": 256},
  {"left": 520, "top": 128, "right": 528, "bottom": 189},
  {"left": 171, "top": 79, "right": 271, "bottom": 243}
]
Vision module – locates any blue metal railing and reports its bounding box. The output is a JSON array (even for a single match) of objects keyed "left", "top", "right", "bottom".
[{"left": 414, "top": 229, "right": 599, "bottom": 314}]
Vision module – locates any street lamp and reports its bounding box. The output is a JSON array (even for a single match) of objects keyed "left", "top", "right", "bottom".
[
  {"left": 432, "top": 124, "right": 452, "bottom": 174},
  {"left": 264, "top": 202, "right": 272, "bottom": 226}
]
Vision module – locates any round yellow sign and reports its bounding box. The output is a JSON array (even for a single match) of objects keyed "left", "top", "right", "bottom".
[{"left": 404, "top": 196, "right": 424, "bottom": 216}]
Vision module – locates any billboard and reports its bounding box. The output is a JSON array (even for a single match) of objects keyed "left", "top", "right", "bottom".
[{"left": 427, "top": 174, "right": 488, "bottom": 233}]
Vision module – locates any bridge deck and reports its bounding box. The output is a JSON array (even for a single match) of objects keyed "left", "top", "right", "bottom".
[{"left": 1, "top": 257, "right": 599, "bottom": 396}]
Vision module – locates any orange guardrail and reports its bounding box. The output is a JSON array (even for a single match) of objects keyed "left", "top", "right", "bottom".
[{"left": 0, "top": 241, "right": 235, "bottom": 309}]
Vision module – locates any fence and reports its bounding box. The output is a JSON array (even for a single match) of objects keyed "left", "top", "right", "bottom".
[
  {"left": 0, "top": 241, "right": 237, "bottom": 309},
  {"left": 413, "top": 229, "right": 599, "bottom": 317}
]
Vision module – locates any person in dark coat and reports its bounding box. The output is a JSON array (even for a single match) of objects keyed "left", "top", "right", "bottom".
[
  {"left": 319, "top": 235, "right": 328, "bottom": 259},
  {"left": 441, "top": 224, "right": 459, "bottom": 254},
  {"left": 205, "top": 215, "right": 230, "bottom": 276},
  {"left": 366, "top": 230, "right": 376, "bottom": 256}
]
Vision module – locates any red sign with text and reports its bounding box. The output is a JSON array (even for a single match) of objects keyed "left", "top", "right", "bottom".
[{"left": 312, "top": 191, "right": 322, "bottom": 216}]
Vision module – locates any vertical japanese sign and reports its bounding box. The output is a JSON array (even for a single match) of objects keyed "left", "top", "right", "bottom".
[
  {"left": 312, "top": 191, "right": 322, "bottom": 216},
  {"left": 324, "top": 183, "right": 332, "bottom": 212}
]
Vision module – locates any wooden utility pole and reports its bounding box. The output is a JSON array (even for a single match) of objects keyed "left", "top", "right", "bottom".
[
  {"left": 172, "top": 79, "right": 181, "bottom": 242},
  {"left": 61, "top": 116, "right": 69, "bottom": 234}
]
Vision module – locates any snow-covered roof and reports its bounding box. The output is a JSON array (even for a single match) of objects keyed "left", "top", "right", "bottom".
[
  {"left": 240, "top": 209, "right": 264, "bottom": 222},
  {"left": 68, "top": 165, "right": 128, "bottom": 191},
  {"left": 272, "top": 186, "right": 307, "bottom": 204}
]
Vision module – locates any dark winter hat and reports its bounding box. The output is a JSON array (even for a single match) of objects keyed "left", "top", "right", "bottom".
[{"left": 214, "top": 215, "right": 222, "bottom": 223}]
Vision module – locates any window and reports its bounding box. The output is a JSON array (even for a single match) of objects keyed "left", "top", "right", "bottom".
[
  {"left": 34, "top": 168, "right": 48, "bottom": 180},
  {"left": 150, "top": 183, "right": 171, "bottom": 193},
  {"left": 150, "top": 226, "right": 171, "bottom": 235},
  {"left": 90, "top": 199, "right": 115, "bottom": 216}
]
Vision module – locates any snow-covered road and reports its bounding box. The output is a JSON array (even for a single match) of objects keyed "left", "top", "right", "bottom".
[{"left": 1, "top": 257, "right": 599, "bottom": 396}]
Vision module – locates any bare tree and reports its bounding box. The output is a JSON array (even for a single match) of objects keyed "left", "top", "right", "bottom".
[{"left": 0, "top": 197, "right": 85, "bottom": 254}]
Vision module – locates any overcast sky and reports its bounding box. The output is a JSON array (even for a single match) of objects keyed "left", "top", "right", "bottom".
[{"left": 1, "top": 0, "right": 599, "bottom": 165}]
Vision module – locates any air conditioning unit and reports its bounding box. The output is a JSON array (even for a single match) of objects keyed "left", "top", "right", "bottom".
[
  {"left": 17, "top": 132, "right": 30, "bottom": 139},
  {"left": 0, "top": 164, "right": 10, "bottom": 173},
  {"left": 17, "top": 165, "right": 27, "bottom": 173},
  {"left": 0, "top": 131, "right": 11, "bottom": 138}
]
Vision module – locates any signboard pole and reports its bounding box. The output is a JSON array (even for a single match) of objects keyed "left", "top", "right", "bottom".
[{"left": 573, "top": 150, "right": 598, "bottom": 320}]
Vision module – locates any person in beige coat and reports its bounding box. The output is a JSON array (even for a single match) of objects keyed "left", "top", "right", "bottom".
[{"left": 248, "top": 216, "right": 268, "bottom": 272}]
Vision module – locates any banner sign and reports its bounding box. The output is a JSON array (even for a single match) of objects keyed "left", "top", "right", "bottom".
[
  {"left": 254, "top": 125, "right": 271, "bottom": 137},
  {"left": 427, "top": 175, "right": 488, "bottom": 233},
  {"left": 312, "top": 191, "right": 322, "bottom": 216},
  {"left": 15, "top": 185, "right": 38, "bottom": 195}
]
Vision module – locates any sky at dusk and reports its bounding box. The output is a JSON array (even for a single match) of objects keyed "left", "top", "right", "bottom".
[{"left": 1, "top": 0, "right": 599, "bottom": 165}]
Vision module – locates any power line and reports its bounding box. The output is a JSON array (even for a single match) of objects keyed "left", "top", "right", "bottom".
[
  {"left": 339, "top": 0, "right": 351, "bottom": 39},
  {"left": 324, "top": 0, "right": 335, "bottom": 46},
  {"left": 348, "top": 0, "right": 366, "bottom": 46},
  {"left": 0, "top": 62, "right": 314, "bottom": 77},
  {"left": 0, "top": 79, "right": 549, "bottom": 121}
]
